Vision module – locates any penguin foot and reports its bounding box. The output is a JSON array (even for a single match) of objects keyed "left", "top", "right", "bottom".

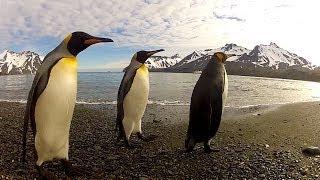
[
  {"left": 125, "top": 140, "right": 141, "bottom": 149},
  {"left": 36, "top": 165, "right": 57, "bottom": 180},
  {"left": 137, "top": 133, "right": 157, "bottom": 142},
  {"left": 61, "top": 159, "right": 90, "bottom": 177},
  {"left": 185, "top": 137, "right": 196, "bottom": 153},
  {"left": 185, "top": 148, "right": 194, "bottom": 153}
]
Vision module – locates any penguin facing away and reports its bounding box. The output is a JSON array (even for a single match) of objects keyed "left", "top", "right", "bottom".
[
  {"left": 22, "top": 31, "right": 113, "bottom": 178},
  {"left": 185, "top": 52, "right": 236, "bottom": 153},
  {"left": 116, "top": 49, "right": 164, "bottom": 147}
]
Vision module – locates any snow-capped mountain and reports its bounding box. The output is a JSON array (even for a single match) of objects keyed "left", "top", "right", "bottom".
[
  {"left": 0, "top": 50, "right": 43, "bottom": 75},
  {"left": 218, "top": 43, "right": 251, "bottom": 61},
  {"left": 157, "top": 42, "right": 313, "bottom": 72},
  {"left": 150, "top": 42, "right": 319, "bottom": 81},
  {"left": 146, "top": 54, "right": 182, "bottom": 69},
  {"left": 237, "top": 42, "right": 312, "bottom": 70},
  {"left": 170, "top": 43, "right": 250, "bottom": 69}
]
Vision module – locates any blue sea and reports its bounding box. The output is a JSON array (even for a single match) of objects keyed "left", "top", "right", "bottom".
[{"left": 0, "top": 72, "right": 320, "bottom": 108}]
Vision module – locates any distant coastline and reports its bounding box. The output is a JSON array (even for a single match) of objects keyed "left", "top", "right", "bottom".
[
  {"left": 1, "top": 70, "right": 320, "bottom": 83},
  {"left": 149, "top": 69, "right": 320, "bottom": 83}
]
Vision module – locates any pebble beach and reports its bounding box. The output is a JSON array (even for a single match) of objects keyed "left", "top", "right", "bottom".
[{"left": 1, "top": 101, "right": 320, "bottom": 179}]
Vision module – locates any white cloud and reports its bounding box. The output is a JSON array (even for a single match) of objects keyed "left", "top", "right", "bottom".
[
  {"left": 78, "top": 59, "right": 129, "bottom": 72},
  {"left": 0, "top": 0, "right": 320, "bottom": 64}
]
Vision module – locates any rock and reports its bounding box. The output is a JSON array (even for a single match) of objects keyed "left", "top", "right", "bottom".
[
  {"left": 109, "top": 175, "right": 116, "bottom": 179},
  {"left": 258, "top": 174, "right": 266, "bottom": 178},
  {"left": 265, "top": 144, "right": 270, "bottom": 148},
  {"left": 94, "top": 145, "right": 102, "bottom": 151},
  {"left": 139, "top": 176, "right": 149, "bottom": 180},
  {"left": 16, "top": 169, "right": 24, "bottom": 175},
  {"left": 235, "top": 148, "right": 243, "bottom": 153},
  {"left": 299, "top": 168, "right": 308, "bottom": 176},
  {"left": 302, "top": 146, "right": 320, "bottom": 156},
  {"left": 107, "top": 155, "right": 120, "bottom": 161}
]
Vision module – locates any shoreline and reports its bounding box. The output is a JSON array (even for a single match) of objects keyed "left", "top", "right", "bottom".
[
  {"left": 1, "top": 101, "right": 320, "bottom": 178},
  {"left": 0, "top": 98, "right": 316, "bottom": 109}
]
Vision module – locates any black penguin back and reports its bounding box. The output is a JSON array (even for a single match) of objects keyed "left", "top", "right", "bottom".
[{"left": 187, "top": 57, "right": 226, "bottom": 143}]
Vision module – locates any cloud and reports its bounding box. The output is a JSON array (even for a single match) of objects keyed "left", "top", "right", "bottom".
[
  {"left": 212, "top": 11, "right": 245, "bottom": 22},
  {"left": 0, "top": 0, "right": 320, "bottom": 65},
  {"left": 274, "top": 4, "right": 292, "bottom": 8},
  {"left": 0, "top": 0, "right": 218, "bottom": 49},
  {"left": 78, "top": 59, "right": 130, "bottom": 72}
]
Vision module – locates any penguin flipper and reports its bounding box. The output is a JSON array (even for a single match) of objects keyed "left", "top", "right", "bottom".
[
  {"left": 209, "top": 69, "right": 225, "bottom": 138},
  {"left": 188, "top": 93, "right": 213, "bottom": 142},
  {"left": 208, "top": 92, "right": 223, "bottom": 138},
  {"left": 22, "top": 53, "right": 64, "bottom": 163}
]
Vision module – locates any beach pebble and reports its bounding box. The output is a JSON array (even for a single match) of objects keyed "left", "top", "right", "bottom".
[
  {"left": 139, "top": 176, "right": 149, "bottom": 180},
  {"left": 302, "top": 146, "right": 320, "bottom": 156},
  {"left": 299, "top": 168, "right": 308, "bottom": 176},
  {"left": 258, "top": 174, "right": 266, "bottom": 178},
  {"left": 94, "top": 145, "right": 102, "bottom": 151}
]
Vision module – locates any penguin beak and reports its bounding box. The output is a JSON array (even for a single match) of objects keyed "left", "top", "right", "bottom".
[
  {"left": 84, "top": 37, "right": 114, "bottom": 45},
  {"left": 226, "top": 54, "right": 237, "bottom": 59},
  {"left": 146, "top": 49, "right": 165, "bottom": 57}
]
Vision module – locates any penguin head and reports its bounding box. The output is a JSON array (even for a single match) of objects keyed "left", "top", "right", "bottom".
[
  {"left": 134, "top": 49, "right": 165, "bottom": 63},
  {"left": 65, "top": 31, "right": 113, "bottom": 56},
  {"left": 213, "top": 52, "right": 236, "bottom": 63}
]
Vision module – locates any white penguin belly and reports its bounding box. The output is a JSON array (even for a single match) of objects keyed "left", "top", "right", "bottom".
[
  {"left": 222, "top": 68, "right": 228, "bottom": 109},
  {"left": 34, "top": 57, "right": 77, "bottom": 165},
  {"left": 123, "top": 65, "right": 149, "bottom": 137}
]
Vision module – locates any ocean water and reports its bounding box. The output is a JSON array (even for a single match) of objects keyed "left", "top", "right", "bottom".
[{"left": 0, "top": 72, "right": 320, "bottom": 108}]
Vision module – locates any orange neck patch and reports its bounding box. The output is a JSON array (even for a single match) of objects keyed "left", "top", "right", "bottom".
[{"left": 215, "top": 52, "right": 225, "bottom": 63}]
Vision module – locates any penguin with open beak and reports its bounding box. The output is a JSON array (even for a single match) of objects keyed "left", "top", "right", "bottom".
[
  {"left": 116, "top": 49, "right": 164, "bottom": 148},
  {"left": 22, "top": 31, "right": 113, "bottom": 178},
  {"left": 185, "top": 52, "right": 236, "bottom": 153}
]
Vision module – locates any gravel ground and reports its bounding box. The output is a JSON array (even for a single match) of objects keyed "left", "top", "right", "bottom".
[{"left": 1, "top": 101, "right": 320, "bottom": 179}]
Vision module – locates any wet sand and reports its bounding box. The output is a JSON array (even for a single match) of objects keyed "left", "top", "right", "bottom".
[{"left": 1, "top": 101, "right": 320, "bottom": 179}]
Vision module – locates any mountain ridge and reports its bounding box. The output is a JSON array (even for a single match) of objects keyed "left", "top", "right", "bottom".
[
  {"left": 0, "top": 50, "right": 43, "bottom": 75},
  {"left": 149, "top": 43, "right": 320, "bottom": 82},
  {"left": 1, "top": 43, "right": 319, "bottom": 82}
]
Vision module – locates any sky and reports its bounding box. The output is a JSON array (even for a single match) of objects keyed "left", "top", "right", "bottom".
[{"left": 0, "top": 0, "right": 319, "bottom": 70}]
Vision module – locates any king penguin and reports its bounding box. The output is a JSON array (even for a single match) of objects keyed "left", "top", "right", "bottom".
[
  {"left": 21, "top": 31, "right": 113, "bottom": 178},
  {"left": 116, "top": 49, "right": 164, "bottom": 147},
  {"left": 185, "top": 52, "right": 236, "bottom": 153}
]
